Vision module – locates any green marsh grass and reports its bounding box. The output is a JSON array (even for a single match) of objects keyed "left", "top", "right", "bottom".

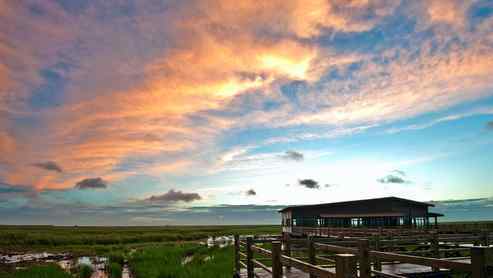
[
  {"left": 129, "top": 243, "right": 233, "bottom": 278},
  {"left": 0, "top": 264, "right": 71, "bottom": 278},
  {"left": 0, "top": 225, "right": 279, "bottom": 253}
]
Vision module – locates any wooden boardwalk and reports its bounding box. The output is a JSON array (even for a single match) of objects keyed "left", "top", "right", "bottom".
[
  {"left": 235, "top": 232, "right": 492, "bottom": 278},
  {"left": 241, "top": 264, "right": 445, "bottom": 278},
  {"left": 240, "top": 258, "right": 473, "bottom": 278}
]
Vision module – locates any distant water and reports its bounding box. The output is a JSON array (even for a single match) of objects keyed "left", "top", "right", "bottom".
[{"left": 431, "top": 198, "right": 493, "bottom": 222}]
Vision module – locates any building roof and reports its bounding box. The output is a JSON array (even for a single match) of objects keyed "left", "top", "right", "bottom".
[{"left": 278, "top": 196, "right": 435, "bottom": 213}]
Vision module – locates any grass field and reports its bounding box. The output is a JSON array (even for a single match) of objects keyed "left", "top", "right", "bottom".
[
  {"left": 1, "top": 222, "right": 492, "bottom": 278},
  {"left": 0, "top": 265, "right": 71, "bottom": 278},
  {"left": 0, "top": 225, "right": 280, "bottom": 254}
]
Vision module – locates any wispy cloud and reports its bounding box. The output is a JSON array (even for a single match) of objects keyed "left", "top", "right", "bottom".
[
  {"left": 32, "top": 161, "right": 63, "bottom": 173},
  {"left": 0, "top": 0, "right": 492, "bottom": 220},
  {"left": 386, "top": 107, "right": 493, "bottom": 134}
]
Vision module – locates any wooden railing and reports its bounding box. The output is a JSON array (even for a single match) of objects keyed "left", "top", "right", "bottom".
[{"left": 234, "top": 231, "right": 493, "bottom": 278}]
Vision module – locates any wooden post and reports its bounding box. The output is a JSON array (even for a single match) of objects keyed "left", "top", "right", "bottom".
[
  {"left": 307, "top": 237, "right": 316, "bottom": 278},
  {"left": 482, "top": 230, "right": 489, "bottom": 247},
  {"left": 471, "top": 247, "right": 492, "bottom": 278},
  {"left": 474, "top": 232, "right": 481, "bottom": 247},
  {"left": 358, "top": 239, "right": 370, "bottom": 278},
  {"left": 431, "top": 231, "right": 439, "bottom": 272},
  {"left": 389, "top": 233, "right": 394, "bottom": 252},
  {"left": 283, "top": 233, "right": 291, "bottom": 271},
  {"left": 272, "top": 241, "right": 283, "bottom": 278},
  {"left": 246, "top": 237, "right": 254, "bottom": 278},
  {"left": 374, "top": 234, "right": 382, "bottom": 271},
  {"left": 234, "top": 234, "right": 240, "bottom": 275},
  {"left": 335, "top": 254, "right": 357, "bottom": 278}
]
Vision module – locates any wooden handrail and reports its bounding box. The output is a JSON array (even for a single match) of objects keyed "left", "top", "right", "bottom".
[
  {"left": 234, "top": 232, "right": 491, "bottom": 278},
  {"left": 251, "top": 245, "right": 272, "bottom": 257},
  {"left": 314, "top": 242, "right": 358, "bottom": 254}
]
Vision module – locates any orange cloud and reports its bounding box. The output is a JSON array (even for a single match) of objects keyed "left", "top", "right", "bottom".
[
  {"left": 426, "top": 0, "right": 469, "bottom": 27},
  {"left": 2, "top": 0, "right": 491, "bottom": 192}
]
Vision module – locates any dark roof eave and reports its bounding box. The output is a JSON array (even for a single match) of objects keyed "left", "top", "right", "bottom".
[{"left": 278, "top": 196, "right": 434, "bottom": 213}]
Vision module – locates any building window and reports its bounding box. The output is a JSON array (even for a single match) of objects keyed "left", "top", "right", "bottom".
[{"left": 351, "top": 218, "right": 362, "bottom": 227}]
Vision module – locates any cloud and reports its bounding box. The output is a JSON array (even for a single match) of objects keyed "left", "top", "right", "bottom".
[
  {"left": 386, "top": 107, "right": 493, "bottom": 134},
  {"left": 298, "top": 179, "right": 320, "bottom": 189},
  {"left": 75, "top": 178, "right": 107, "bottom": 190},
  {"left": 32, "top": 161, "right": 63, "bottom": 173},
  {"left": 280, "top": 150, "right": 304, "bottom": 161},
  {"left": 425, "top": 0, "right": 469, "bottom": 28},
  {"left": 246, "top": 189, "right": 256, "bottom": 196},
  {"left": 0, "top": 0, "right": 492, "bottom": 197},
  {"left": 377, "top": 175, "right": 410, "bottom": 184},
  {"left": 146, "top": 189, "right": 202, "bottom": 203}
]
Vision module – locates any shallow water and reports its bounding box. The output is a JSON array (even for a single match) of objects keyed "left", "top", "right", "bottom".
[
  {"left": 206, "top": 235, "right": 234, "bottom": 248},
  {"left": 0, "top": 252, "right": 70, "bottom": 264},
  {"left": 0, "top": 253, "right": 120, "bottom": 278}
]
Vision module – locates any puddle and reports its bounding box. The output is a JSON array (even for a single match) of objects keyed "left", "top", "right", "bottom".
[
  {"left": 0, "top": 252, "right": 71, "bottom": 264},
  {"left": 0, "top": 253, "right": 129, "bottom": 278},
  {"left": 206, "top": 235, "right": 234, "bottom": 248}
]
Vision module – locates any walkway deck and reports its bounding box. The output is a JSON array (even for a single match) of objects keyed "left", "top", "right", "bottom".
[{"left": 239, "top": 260, "right": 470, "bottom": 278}]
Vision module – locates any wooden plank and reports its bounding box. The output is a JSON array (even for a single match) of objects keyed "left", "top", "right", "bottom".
[
  {"left": 371, "top": 270, "right": 407, "bottom": 278},
  {"left": 280, "top": 254, "right": 335, "bottom": 278},
  {"left": 369, "top": 250, "right": 473, "bottom": 271}
]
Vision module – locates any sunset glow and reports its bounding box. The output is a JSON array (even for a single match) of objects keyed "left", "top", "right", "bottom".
[{"left": 1, "top": 0, "right": 492, "bottom": 225}]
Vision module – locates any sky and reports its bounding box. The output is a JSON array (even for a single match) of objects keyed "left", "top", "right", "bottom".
[{"left": 1, "top": 0, "right": 493, "bottom": 225}]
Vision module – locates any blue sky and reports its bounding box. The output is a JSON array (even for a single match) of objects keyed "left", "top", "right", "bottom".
[{"left": 0, "top": 0, "right": 493, "bottom": 225}]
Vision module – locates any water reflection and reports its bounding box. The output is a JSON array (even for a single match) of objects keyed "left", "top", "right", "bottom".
[{"left": 0, "top": 253, "right": 125, "bottom": 278}]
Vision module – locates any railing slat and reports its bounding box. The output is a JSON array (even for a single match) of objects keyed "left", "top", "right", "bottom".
[
  {"left": 252, "top": 259, "right": 272, "bottom": 273},
  {"left": 280, "top": 254, "right": 335, "bottom": 278}
]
